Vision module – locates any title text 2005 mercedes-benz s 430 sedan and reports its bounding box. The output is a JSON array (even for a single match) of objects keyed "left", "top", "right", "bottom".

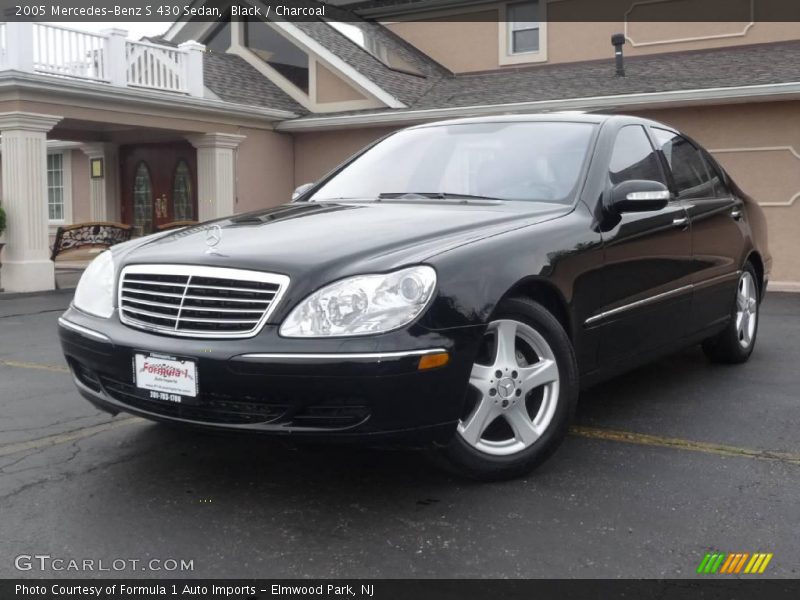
[{"left": 59, "top": 114, "right": 770, "bottom": 480}]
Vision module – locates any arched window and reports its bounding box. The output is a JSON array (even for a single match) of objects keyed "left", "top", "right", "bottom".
[
  {"left": 172, "top": 160, "right": 194, "bottom": 221},
  {"left": 132, "top": 162, "right": 153, "bottom": 236}
]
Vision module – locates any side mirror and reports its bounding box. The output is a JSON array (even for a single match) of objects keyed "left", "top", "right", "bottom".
[
  {"left": 292, "top": 182, "right": 314, "bottom": 201},
  {"left": 610, "top": 180, "right": 671, "bottom": 213}
]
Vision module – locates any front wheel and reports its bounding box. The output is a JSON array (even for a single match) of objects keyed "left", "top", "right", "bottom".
[
  {"left": 702, "top": 263, "right": 760, "bottom": 364},
  {"left": 439, "top": 297, "right": 578, "bottom": 481}
]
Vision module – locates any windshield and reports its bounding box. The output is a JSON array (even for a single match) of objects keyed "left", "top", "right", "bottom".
[{"left": 310, "top": 121, "right": 597, "bottom": 204}]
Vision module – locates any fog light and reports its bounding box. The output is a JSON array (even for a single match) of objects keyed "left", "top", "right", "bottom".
[{"left": 418, "top": 352, "right": 449, "bottom": 370}]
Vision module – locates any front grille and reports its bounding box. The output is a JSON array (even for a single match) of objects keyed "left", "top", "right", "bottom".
[{"left": 118, "top": 265, "right": 289, "bottom": 338}]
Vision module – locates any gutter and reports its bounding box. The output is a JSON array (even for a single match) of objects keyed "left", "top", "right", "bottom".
[
  {"left": 275, "top": 81, "right": 800, "bottom": 131},
  {"left": 0, "top": 70, "right": 298, "bottom": 123}
]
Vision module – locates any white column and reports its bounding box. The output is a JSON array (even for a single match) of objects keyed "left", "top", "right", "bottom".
[
  {"left": 102, "top": 28, "right": 129, "bottom": 87},
  {"left": 80, "top": 143, "right": 118, "bottom": 222},
  {"left": 178, "top": 41, "right": 205, "bottom": 97},
  {"left": 187, "top": 133, "right": 246, "bottom": 221},
  {"left": 0, "top": 112, "right": 62, "bottom": 293}
]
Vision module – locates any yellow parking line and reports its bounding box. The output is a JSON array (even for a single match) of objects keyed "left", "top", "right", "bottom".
[
  {"left": 570, "top": 426, "right": 800, "bottom": 466},
  {"left": 0, "top": 417, "right": 144, "bottom": 458},
  {"left": 0, "top": 359, "right": 69, "bottom": 373}
]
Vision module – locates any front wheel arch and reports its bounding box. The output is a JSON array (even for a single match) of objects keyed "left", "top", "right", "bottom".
[{"left": 496, "top": 278, "right": 573, "bottom": 341}]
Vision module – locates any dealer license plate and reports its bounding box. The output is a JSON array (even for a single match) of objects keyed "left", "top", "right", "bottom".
[{"left": 133, "top": 353, "right": 198, "bottom": 402}]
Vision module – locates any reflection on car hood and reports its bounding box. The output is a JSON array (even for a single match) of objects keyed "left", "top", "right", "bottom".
[{"left": 116, "top": 200, "right": 569, "bottom": 280}]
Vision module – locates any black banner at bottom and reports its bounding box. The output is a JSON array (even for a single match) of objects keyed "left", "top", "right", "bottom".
[{"left": 3, "top": 580, "right": 800, "bottom": 600}]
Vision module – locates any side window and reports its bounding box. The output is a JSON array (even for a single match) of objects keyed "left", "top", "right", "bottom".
[
  {"left": 652, "top": 128, "right": 715, "bottom": 200},
  {"left": 701, "top": 150, "right": 731, "bottom": 197},
  {"left": 608, "top": 125, "right": 666, "bottom": 186}
]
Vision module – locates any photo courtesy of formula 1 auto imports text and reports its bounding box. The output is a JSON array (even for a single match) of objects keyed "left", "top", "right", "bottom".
[{"left": 0, "top": 0, "right": 799, "bottom": 599}]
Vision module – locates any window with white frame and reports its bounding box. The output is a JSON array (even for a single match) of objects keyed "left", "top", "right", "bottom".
[
  {"left": 507, "top": 1, "right": 541, "bottom": 55},
  {"left": 47, "top": 153, "right": 65, "bottom": 222},
  {"left": 46, "top": 149, "right": 72, "bottom": 226}
]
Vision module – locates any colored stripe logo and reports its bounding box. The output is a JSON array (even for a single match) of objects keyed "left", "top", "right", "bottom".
[{"left": 697, "top": 552, "right": 773, "bottom": 574}]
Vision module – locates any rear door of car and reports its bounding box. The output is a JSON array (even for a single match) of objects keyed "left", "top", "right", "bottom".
[
  {"left": 650, "top": 128, "right": 746, "bottom": 335},
  {"left": 592, "top": 124, "right": 693, "bottom": 365}
]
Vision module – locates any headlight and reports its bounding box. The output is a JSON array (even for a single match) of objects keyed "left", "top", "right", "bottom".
[
  {"left": 73, "top": 251, "right": 115, "bottom": 318},
  {"left": 280, "top": 265, "right": 436, "bottom": 337}
]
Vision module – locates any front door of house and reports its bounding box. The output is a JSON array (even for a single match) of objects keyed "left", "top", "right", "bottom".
[{"left": 120, "top": 143, "right": 198, "bottom": 236}]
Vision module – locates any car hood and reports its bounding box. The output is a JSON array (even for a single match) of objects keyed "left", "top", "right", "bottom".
[{"left": 115, "top": 200, "right": 568, "bottom": 282}]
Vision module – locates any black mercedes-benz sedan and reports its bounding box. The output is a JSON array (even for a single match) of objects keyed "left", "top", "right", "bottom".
[{"left": 59, "top": 114, "right": 770, "bottom": 480}]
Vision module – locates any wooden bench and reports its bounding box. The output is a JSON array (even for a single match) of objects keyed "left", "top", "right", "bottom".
[{"left": 50, "top": 221, "right": 133, "bottom": 262}]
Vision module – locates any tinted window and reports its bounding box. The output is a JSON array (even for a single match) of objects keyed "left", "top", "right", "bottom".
[
  {"left": 310, "top": 122, "right": 597, "bottom": 204},
  {"left": 701, "top": 149, "right": 731, "bottom": 196},
  {"left": 608, "top": 125, "right": 665, "bottom": 186},
  {"left": 652, "top": 128, "right": 715, "bottom": 199}
]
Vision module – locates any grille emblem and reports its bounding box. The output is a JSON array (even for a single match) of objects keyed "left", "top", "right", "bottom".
[{"left": 205, "top": 225, "right": 222, "bottom": 255}]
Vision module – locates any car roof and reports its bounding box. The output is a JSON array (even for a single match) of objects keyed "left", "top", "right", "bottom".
[{"left": 409, "top": 112, "right": 664, "bottom": 129}]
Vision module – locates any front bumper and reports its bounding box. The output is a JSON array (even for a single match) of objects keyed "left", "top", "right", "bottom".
[{"left": 58, "top": 307, "right": 483, "bottom": 444}]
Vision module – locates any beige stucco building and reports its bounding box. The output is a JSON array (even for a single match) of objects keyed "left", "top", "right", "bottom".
[{"left": 0, "top": 0, "right": 799, "bottom": 292}]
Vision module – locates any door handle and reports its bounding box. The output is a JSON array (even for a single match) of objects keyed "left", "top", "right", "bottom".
[
  {"left": 672, "top": 217, "right": 689, "bottom": 229},
  {"left": 731, "top": 209, "right": 743, "bottom": 220}
]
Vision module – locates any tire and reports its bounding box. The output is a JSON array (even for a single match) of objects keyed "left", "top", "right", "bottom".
[
  {"left": 438, "top": 297, "right": 579, "bottom": 481},
  {"left": 701, "top": 262, "right": 761, "bottom": 364}
]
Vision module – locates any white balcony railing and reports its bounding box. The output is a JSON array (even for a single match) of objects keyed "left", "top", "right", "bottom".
[
  {"left": 0, "top": 22, "right": 204, "bottom": 97},
  {"left": 33, "top": 23, "right": 107, "bottom": 80}
]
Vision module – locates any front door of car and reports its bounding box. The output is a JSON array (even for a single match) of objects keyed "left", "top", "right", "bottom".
[
  {"left": 651, "top": 128, "right": 746, "bottom": 335},
  {"left": 592, "top": 124, "right": 693, "bottom": 365}
]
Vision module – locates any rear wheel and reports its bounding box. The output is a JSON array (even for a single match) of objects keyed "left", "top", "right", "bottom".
[
  {"left": 701, "top": 263, "right": 760, "bottom": 364},
  {"left": 439, "top": 297, "right": 578, "bottom": 481}
]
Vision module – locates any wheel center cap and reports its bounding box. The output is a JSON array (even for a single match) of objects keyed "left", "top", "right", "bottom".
[{"left": 497, "top": 377, "right": 516, "bottom": 399}]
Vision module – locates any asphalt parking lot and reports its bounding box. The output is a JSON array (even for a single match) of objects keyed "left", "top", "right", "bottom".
[{"left": 1, "top": 290, "right": 798, "bottom": 579}]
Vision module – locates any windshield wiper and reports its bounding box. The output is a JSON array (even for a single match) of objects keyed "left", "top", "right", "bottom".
[{"left": 377, "top": 192, "right": 503, "bottom": 201}]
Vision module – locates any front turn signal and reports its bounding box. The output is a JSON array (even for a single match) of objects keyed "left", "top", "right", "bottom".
[{"left": 418, "top": 352, "right": 450, "bottom": 371}]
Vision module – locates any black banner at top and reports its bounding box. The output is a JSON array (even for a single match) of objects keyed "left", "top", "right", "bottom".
[{"left": 2, "top": 0, "right": 800, "bottom": 23}]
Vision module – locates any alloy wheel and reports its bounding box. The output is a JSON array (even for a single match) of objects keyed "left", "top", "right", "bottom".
[
  {"left": 736, "top": 271, "right": 758, "bottom": 349},
  {"left": 457, "top": 319, "right": 560, "bottom": 456}
]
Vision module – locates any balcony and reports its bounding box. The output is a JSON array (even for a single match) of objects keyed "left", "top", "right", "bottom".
[{"left": 0, "top": 22, "right": 204, "bottom": 96}]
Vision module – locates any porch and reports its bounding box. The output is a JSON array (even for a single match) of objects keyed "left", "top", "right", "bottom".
[{"left": 0, "top": 24, "right": 296, "bottom": 293}]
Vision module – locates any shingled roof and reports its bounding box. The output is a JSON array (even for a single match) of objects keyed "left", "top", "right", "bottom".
[
  {"left": 292, "top": 19, "right": 450, "bottom": 106},
  {"left": 203, "top": 52, "right": 307, "bottom": 114},
  {"left": 411, "top": 41, "right": 800, "bottom": 110},
  {"left": 280, "top": 39, "right": 800, "bottom": 121},
  {"left": 184, "top": 7, "right": 800, "bottom": 123}
]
